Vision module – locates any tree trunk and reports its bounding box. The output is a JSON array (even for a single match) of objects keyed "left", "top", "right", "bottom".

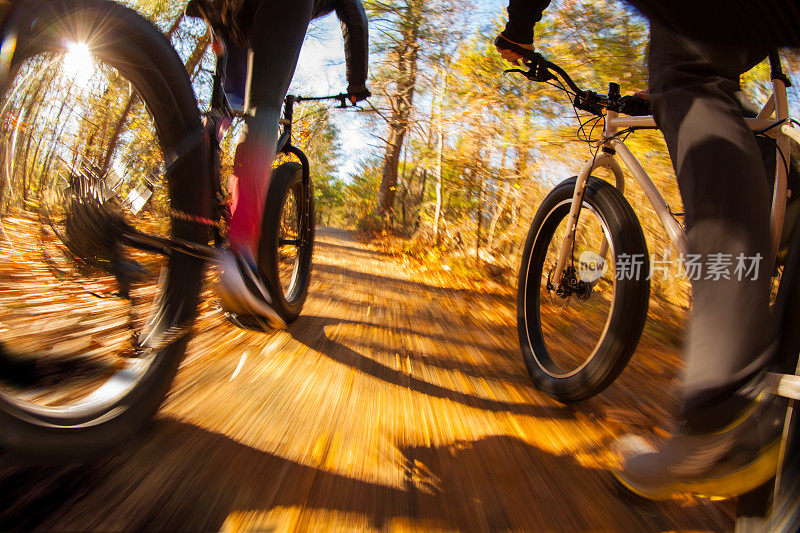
[
  {"left": 433, "top": 130, "right": 443, "bottom": 241},
  {"left": 165, "top": 11, "right": 184, "bottom": 38},
  {"left": 184, "top": 30, "right": 211, "bottom": 76},
  {"left": 509, "top": 188, "right": 520, "bottom": 254},
  {"left": 100, "top": 94, "right": 137, "bottom": 175},
  {"left": 487, "top": 181, "right": 511, "bottom": 251},
  {"left": 418, "top": 168, "right": 427, "bottom": 204},
  {"left": 475, "top": 174, "right": 484, "bottom": 266},
  {"left": 400, "top": 167, "right": 417, "bottom": 230},
  {"left": 398, "top": 143, "right": 408, "bottom": 227},
  {"left": 378, "top": 111, "right": 410, "bottom": 217},
  {"left": 376, "top": 4, "right": 420, "bottom": 218}
]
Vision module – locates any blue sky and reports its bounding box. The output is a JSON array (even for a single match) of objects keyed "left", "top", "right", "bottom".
[{"left": 290, "top": 0, "right": 511, "bottom": 180}]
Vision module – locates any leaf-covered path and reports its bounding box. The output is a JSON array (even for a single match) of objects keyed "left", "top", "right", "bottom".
[{"left": 0, "top": 228, "right": 733, "bottom": 531}]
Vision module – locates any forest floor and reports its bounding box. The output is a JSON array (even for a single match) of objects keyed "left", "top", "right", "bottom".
[{"left": 0, "top": 227, "right": 734, "bottom": 531}]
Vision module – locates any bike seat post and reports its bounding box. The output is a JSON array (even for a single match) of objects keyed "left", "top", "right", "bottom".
[
  {"left": 604, "top": 83, "right": 620, "bottom": 141},
  {"left": 210, "top": 30, "right": 230, "bottom": 116},
  {"left": 282, "top": 95, "right": 294, "bottom": 143}
]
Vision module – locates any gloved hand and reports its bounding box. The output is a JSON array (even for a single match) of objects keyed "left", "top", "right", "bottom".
[
  {"left": 347, "top": 85, "right": 371, "bottom": 104},
  {"left": 494, "top": 34, "right": 534, "bottom": 66}
]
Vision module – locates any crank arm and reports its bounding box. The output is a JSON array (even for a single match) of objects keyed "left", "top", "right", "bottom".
[
  {"left": 121, "top": 229, "right": 216, "bottom": 261},
  {"left": 279, "top": 238, "right": 306, "bottom": 247}
]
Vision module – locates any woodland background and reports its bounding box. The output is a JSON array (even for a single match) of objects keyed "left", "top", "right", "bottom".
[{"left": 7, "top": 0, "right": 800, "bottom": 309}]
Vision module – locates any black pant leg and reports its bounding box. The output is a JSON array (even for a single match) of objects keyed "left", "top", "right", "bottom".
[{"left": 648, "top": 23, "right": 773, "bottom": 432}]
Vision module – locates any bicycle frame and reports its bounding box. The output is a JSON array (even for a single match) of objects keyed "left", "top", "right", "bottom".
[
  {"left": 126, "top": 41, "right": 318, "bottom": 262},
  {"left": 552, "top": 63, "right": 800, "bottom": 286},
  {"left": 519, "top": 49, "right": 800, "bottom": 522}
]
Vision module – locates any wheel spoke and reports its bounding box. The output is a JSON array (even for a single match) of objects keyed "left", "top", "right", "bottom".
[{"left": 533, "top": 200, "right": 616, "bottom": 376}]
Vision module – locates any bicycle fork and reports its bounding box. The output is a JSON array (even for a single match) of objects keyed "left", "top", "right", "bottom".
[
  {"left": 551, "top": 149, "right": 625, "bottom": 296},
  {"left": 552, "top": 106, "right": 691, "bottom": 298}
]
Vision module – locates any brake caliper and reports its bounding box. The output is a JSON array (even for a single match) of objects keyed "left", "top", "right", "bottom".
[{"left": 547, "top": 266, "right": 592, "bottom": 301}]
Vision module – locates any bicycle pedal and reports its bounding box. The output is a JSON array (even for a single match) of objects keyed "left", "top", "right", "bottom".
[
  {"left": 113, "top": 258, "right": 148, "bottom": 282},
  {"left": 224, "top": 312, "right": 273, "bottom": 332},
  {"left": 112, "top": 258, "right": 149, "bottom": 300}
]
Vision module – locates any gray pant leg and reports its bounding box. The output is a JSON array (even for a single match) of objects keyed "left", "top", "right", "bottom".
[
  {"left": 245, "top": 0, "right": 314, "bottom": 135},
  {"left": 228, "top": 0, "right": 314, "bottom": 250},
  {"left": 648, "top": 23, "right": 772, "bottom": 432}
]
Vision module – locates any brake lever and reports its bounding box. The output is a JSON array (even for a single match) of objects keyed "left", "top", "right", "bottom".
[
  {"left": 337, "top": 95, "right": 373, "bottom": 111},
  {"left": 336, "top": 100, "right": 363, "bottom": 110},
  {"left": 503, "top": 60, "right": 556, "bottom": 83}
]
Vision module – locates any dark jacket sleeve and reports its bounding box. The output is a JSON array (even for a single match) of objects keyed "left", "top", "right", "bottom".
[
  {"left": 502, "top": 0, "right": 551, "bottom": 44},
  {"left": 335, "top": 0, "right": 369, "bottom": 92},
  {"left": 625, "top": 0, "right": 800, "bottom": 48}
]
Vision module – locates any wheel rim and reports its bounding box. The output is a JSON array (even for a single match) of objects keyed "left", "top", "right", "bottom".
[
  {"left": 276, "top": 182, "right": 306, "bottom": 304},
  {"left": 522, "top": 198, "right": 618, "bottom": 378},
  {"left": 0, "top": 44, "right": 173, "bottom": 422}
]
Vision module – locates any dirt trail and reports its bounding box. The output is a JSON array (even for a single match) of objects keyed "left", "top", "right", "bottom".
[{"left": 0, "top": 227, "right": 732, "bottom": 531}]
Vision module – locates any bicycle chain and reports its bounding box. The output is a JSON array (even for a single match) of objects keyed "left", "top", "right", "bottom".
[{"left": 169, "top": 208, "right": 226, "bottom": 230}]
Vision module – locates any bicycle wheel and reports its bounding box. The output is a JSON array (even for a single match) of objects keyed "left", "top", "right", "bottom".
[
  {"left": 258, "top": 162, "right": 314, "bottom": 323},
  {"left": 737, "top": 195, "right": 800, "bottom": 532},
  {"left": 773, "top": 399, "right": 800, "bottom": 532},
  {"left": 0, "top": 0, "right": 208, "bottom": 460},
  {"left": 734, "top": 403, "right": 799, "bottom": 533},
  {"left": 517, "top": 177, "right": 650, "bottom": 402}
]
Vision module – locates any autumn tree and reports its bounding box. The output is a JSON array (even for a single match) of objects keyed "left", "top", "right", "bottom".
[{"left": 365, "top": 0, "right": 425, "bottom": 219}]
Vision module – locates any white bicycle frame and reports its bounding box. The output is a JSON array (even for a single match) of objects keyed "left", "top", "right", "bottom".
[
  {"left": 552, "top": 75, "right": 800, "bottom": 285},
  {"left": 545, "top": 65, "right": 800, "bottom": 521}
]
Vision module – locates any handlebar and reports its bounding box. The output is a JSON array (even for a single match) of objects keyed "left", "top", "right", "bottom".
[
  {"left": 280, "top": 92, "right": 363, "bottom": 132},
  {"left": 496, "top": 35, "right": 650, "bottom": 118},
  {"left": 296, "top": 93, "right": 356, "bottom": 109}
]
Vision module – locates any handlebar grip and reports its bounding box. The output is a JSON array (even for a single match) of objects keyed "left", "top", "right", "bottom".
[
  {"left": 495, "top": 35, "right": 537, "bottom": 63},
  {"left": 496, "top": 40, "right": 593, "bottom": 105},
  {"left": 617, "top": 95, "right": 651, "bottom": 117}
]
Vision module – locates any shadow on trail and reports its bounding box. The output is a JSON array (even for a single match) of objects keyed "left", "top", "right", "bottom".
[
  {"left": 0, "top": 421, "right": 727, "bottom": 531},
  {"left": 290, "top": 315, "right": 579, "bottom": 418},
  {"left": 313, "top": 262, "right": 507, "bottom": 301},
  {"left": 0, "top": 343, "right": 116, "bottom": 389},
  {"left": 297, "top": 298, "right": 514, "bottom": 354},
  {"left": 315, "top": 237, "right": 398, "bottom": 260}
]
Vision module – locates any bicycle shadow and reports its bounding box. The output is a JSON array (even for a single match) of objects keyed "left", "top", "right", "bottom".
[
  {"left": 0, "top": 421, "right": 731, "bottom": 531},
  {"left": 292, "top": 310, "right": 527, "bottom": 381},
  {"left": 312, "top": 261, "right": 506, "bottom": 301},
  {"left": 288, "top": 314, "right": 577, "bottom": 418}
]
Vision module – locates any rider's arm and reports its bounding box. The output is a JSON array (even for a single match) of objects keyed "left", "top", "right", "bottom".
[
  {"left": 625, "top": 0, "right": 800, "bottom": 48},
  {"left": 502, "top": 0, "right": 551, "bottom": 45},
  {"left": 496, "top": 0, "right": 551, "bottom": 64},
  {"left": 334, "top": 0, "right": 370, "bottom": 101}
]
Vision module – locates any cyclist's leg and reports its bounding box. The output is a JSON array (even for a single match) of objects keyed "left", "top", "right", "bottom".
[
  {"left": 217, "top": 0, "right": 313, "bottom": 325},
  {"left": 612, "top": 24, "right": 782, "bottom": 500},
  {"left": 228, "top": 0, "right": 314, "bottom": 257},
  {"left": 648, "top": 22, "right": 773, "bottom": 433},
  {"left": 224, "top": 42, "right": 248, "bottom": 111}
]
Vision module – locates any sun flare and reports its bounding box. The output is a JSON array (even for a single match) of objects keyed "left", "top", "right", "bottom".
[{"left": 63, "top": 41, "right": 94, "bottom": 86}]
